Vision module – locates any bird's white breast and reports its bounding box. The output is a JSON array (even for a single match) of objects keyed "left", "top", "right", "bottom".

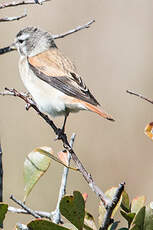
[{"left": 19, "top": 56, "right": 66, "bottom": 117}]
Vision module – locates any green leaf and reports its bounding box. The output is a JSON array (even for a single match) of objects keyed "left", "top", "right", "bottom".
[
  {"left": 130, "top": 206, "right": 145, "bottom": 230},
  {"left": 60, "top": 191, "right": 85, "bottom": 230},
  {"left": 120, "top": 210, "right": 135, "bottom": 225},
  {"left": 0, "top": 203, "right": 8, "bottom": 227},
  {"left": 98, "top": 187, "right": 122, "bottom": 227},
  {"left": 131, "top": 196, "right": 145, "bottom": 213},
  {"left": 28, "top": 219, "right": 70, "bottom": 230},
  {"left": 121, "top": 191, "right": 130, "bottom": 212},
  {"left": 36, "top": 148, "right": 77, "bottom": 171},
  {"left": 108, "top": 221, "right": 120, "bottom": 230},
  {"left": 23, "top": 146, "right": 52, "bottom": 202},
  {"left": 144, "top": 202, "right": 153, "bottom": 230},
  {"left": 84, "top": 212, "right": 97, "bottom": 230}
]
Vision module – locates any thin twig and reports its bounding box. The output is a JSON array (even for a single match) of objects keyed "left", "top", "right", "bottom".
[
  {"left": 126, "top": 90, "right": 153, "bottom": 105},
  {"left": 99, "top": 183, "right": 125, "bottom": 230},
  {"left": 1, "top": 88, "right": 124, "bottom": 228},
  {"left": 0, "top": 88, "right": 110, "bottom": 208},
  {"left": 10, "top": 194, "right": 41, "bottom": 218},
  {"left": 53, "top": 20, "right": 95, "bottom": 39},
  {"left": 0, "top": 0, "right": 50, "bottom": 9},
  {"left": 0, "top": 11, "right": 27, "bottom": 22},
  {"left": 8, "top": 206, "right": 51, "bottom": 219},
  {"left": 51, "top": 133, "right": 76, "bottom": 224},
  {"left": 0, "top": 20, "right": 95, "bottom": 55}
]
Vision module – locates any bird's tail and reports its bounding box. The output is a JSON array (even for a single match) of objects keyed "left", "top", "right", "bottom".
[{"left": 82, "top": 101, "right": 115, "bottom": 121}]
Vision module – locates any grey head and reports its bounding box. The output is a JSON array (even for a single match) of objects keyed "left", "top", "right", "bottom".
[{"left": 13, "top": 26, "right": 56, "bottom": 57}]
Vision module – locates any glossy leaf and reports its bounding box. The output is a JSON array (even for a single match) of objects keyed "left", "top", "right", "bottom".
[
  {"left": 144, "top": 122, "right": 153, "bottom": 140},
  {"left": 121, "top": 191, "right": 130, "bottom": 212},
  {"left": 60, "top": 191, "right": 85, "bottom": 230},
  {"left": 84, "top": 212, "right": 97, "bottom": 230},
  {"left": 98, "top": 187, "right": 122, "bottom": 227},
  {"left": 28, "top": 219, "right": 70, "bottom": 230},
  {"left": 23, "top": 146, "right": 52, "bottom": 202},
  {"left": 131, "top": 196, "right": 145, "bottom": 213},
  {"left": 130, "top": 206, "right": 145, "bottom": 230},
  {"left": 144, "top": 202, "right": 153, "bottom": 230},
  {"left": 120, "top": 210, "right": 135, "bottom": 225},
  {"left": 0, "top": 203, "right": 8, "bottom": 227}
]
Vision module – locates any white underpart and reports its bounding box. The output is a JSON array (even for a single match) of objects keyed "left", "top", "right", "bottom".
[{"left": 19, "top": 56, "right": 86, "bottom": 117}]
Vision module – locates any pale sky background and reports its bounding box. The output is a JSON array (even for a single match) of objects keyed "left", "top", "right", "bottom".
[{"left": 0, "top": 0, "right": 153, "bottom": 229}]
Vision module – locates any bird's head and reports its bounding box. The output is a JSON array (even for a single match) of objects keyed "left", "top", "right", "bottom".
[{"left": 11, "top": 26, "right": 56, "bottom": 57}]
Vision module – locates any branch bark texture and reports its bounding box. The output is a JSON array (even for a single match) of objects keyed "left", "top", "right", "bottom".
[{"left": 0, "top": 0, "right": 50, "bottom": 9}]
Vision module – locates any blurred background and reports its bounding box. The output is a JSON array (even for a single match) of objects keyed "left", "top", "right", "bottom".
[{"left": 0, "top": 0, "right": 153, "bottom": 228}]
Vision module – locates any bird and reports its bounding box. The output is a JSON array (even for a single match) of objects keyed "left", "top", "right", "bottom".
[{"left": 10, "top": 26, "right": 114, "bottom": 135}]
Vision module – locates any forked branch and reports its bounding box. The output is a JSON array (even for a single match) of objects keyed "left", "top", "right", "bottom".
[
  {"left": 0, "top": 88, "right": 124, "bottom": 229},
  {"left": 0, "top": 88, "right": 110, "bottom": 207}
]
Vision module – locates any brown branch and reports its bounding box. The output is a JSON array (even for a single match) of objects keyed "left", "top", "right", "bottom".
[
  {"left": 99, "top": 182, "right": 125, "bottom": 230},
  {"left": 0, "top": 0, "right": 50, "bottom": 9},
  {"left": 10, "top": 194, "right": 41, "bottom": 219},
  {"left": 0, "top": 88, "right": 110, "bottom": 208},
  {"left": 53, "top": 19, "right": 95, "bottom": 39},
  {"left": 0, "top": 11, "right": 27, "bottom": 22},
  {"left": 126, "top": 90, "right": 153, "bottom": 105},
  {"left": 1, "top": 88, "right": 124, "bottom": 228}
]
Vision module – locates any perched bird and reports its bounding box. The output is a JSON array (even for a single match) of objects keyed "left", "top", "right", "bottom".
[{"left": 10, "top": 27, "right": 114, "bottom": 133}]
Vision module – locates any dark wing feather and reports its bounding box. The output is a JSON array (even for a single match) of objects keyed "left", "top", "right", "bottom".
[
  {"left": 28, "top": 48, "right": 100, "bottom": 106},
  {"left": 29, "top": 63, "right": 100, "bottom": 106}
]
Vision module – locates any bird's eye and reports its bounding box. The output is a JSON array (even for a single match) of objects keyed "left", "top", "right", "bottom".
[{"left": 18, "top": 39, "right": 24, "bottom": 44}]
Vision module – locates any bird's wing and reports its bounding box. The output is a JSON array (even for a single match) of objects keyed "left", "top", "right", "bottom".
[{"left": 28, "top": 48, "right": 100, "bottom": 106}]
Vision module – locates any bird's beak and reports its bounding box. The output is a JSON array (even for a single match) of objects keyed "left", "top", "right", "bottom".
[{"left": 0, "top": 42, "right": 17, "bottom": 55}]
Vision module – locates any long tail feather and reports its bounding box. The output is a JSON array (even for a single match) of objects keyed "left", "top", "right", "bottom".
[{"left": 82, "top": 101, "right": 115, "bottom": 121}]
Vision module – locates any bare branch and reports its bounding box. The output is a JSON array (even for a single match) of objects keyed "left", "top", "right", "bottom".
[
  {"left": 10, "top": 194, "right": 41, "bottom": 219},
  {"left": 0, "top": 88, "right": 110, "bottom": 208},
  {"left": 51, "top": 133, "right": 76, "bottom": 224},
  {"left": 0, "top": 20, "right": 95, "bottom": 55},
  {"left": 1, "top": 88, "right": 124, "bottom": 228},
  {"left": 8, "top": 206, "right": 51, "bottom": 219},
  {"left": 0, "top": 11, "right": 27, "bottom": 22},
  {"left": 53, "top": 20, "right": 95, "bottom": 39},
  {"left": 99, "top": 183, "right": 125, "bottom": 230},
  {"left": 0, "top": 0, "right": 50, "bottom": 9},
  {"left": 127, "top": 90, "right": 153, "bottom": 105},
  {"left": 0, "top": 46, "right": 15, "bottom": 55}
]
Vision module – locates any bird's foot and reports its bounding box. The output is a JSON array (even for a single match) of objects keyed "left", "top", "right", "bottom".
[{"left": 55, "top": 128, "right": 67, "bottom": 141}]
